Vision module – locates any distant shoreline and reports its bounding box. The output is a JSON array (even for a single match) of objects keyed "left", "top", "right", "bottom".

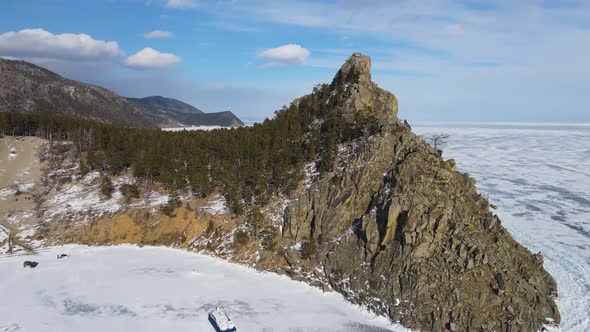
[
  {"left": 412, "top": 121, "right": 590, "bottom": 127},
  {"left": 241, "top": 120, "right": 590, "bottom": 127}
]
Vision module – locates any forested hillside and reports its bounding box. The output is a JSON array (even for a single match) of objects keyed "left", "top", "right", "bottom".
[
  {"left": 0, "top": 65, "right": 377, "bottom": 214},
  {"left": 126, "top": 96, "right": 244, "bottom": 127}
]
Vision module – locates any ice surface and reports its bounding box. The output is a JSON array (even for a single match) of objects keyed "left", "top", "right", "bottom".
[
  {"left": 162, "top": 126, "right": 231, "bottom": 132},
  {"left": 415, "top": 123, "right": 590, "bottom": 332},
  {"left": 0, "top": 245, "right": 407, "bottom": 332}
]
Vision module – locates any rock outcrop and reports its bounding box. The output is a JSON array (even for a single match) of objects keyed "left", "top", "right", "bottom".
[
  {"left": 281, "top": 53, "right": 560, "bottom": 331},
  {"left": 331, "top": 52, "right": 398, "bottom": 129}
]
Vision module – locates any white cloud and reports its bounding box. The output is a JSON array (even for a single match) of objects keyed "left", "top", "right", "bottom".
[
  {"left": 258, "top": 44, "right": 310, "bottom": 66},
  {"left": 164, "top": 0, "right": 198, "bottom": 9},
  {"left": 144, "top": 30, "right": 173, "bottom": 39},
  {"left": 0, "top": 28, "right": 122, "bottom": 62},
  {"left": 123, "top": 47, "right": 181, "bottom": 69}
]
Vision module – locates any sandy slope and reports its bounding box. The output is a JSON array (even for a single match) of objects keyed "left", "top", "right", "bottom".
[
  {"left": 0, "top": 136, "right": 43, "bottom": 188},
  {"left": 0, "top": 136, "right": 44, "bottom": 224}
]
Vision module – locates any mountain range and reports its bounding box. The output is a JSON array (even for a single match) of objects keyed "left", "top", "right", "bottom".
[
  {"left": 126, "top": 96, "right": 244, "bottom": 127},
  {"left": 0, "top": 58, "right": 243, "bottom": 128}
]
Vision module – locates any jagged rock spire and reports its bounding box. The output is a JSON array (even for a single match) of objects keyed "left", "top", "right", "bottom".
[
  {"left": 331, "top": 52, "right": 399, "bottom": 129},
  {"left": 334, "top": 52, "right": 372, "bottom": 84},
  {"left": 340, "top": 52, "right": 371, "bottom": 81}
]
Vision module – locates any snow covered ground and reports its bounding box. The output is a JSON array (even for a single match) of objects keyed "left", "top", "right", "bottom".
[
  {"left": 415, "top": 123, "right": 590, "bottom": 332},
  {"left": 162, "top": 126, "right": 231, "bottom": 132},
  {"left": 0, "top": 245, "right": 406, "bottom": 332}
]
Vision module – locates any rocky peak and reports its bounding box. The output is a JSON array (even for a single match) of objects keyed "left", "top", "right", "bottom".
[
  {"left": 330, "top": 52, "right": 398, "bottom": 130},
  {"left": 333, "top": 52, "right": 372, "bottom": 85},
  {"left": 280, "top": 53, "right": 561, "bottom": 331}
]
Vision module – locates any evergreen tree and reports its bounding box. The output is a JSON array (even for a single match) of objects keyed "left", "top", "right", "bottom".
[
  {"left": 300, "top": 238, "right": 318, "bottom": 259},
  {"left": 120, "top": 183, "right": 140, "bottom": 203},
  {"left": 167, "top": 191, "right": 182, "bottom": 208},
  {"left": 233, "top": 229, "right": 249, "bottom": 248},
  {"left": 260, "top": 226, "right": 279, "bottom": 251},
  {"left": 100, "top": 176, "right": 114, "bottom": 199},
  {"left": 246, "top": 206, "right": 264, "bottom": 239}
]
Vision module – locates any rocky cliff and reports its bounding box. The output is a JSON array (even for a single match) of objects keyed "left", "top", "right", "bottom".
[{"left": 280, "top": 53, "right": 560, "bottom": 331}]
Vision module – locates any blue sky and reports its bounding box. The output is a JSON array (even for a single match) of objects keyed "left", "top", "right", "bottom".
[{"left": 0, "top": 0, "right": 589, "bottom": 123}]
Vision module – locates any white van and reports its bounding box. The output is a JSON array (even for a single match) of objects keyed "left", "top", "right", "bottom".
[{"left": 208, "top": 307, "right": 237, "bottom": 332}]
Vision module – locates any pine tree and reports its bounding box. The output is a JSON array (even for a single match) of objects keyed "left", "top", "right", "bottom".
[
  {"left": 260, "top": 226, "right": 279, "bottom": 251},
  {"left": 100, "top": 176, "right": 114, "bottom": 199},
  {"left": 301, "top": 237, "right": 317, "bottom": 259},
  {"left": 246, "top": 206, "right": 264, "bottom": 239},
  {"left": 120, "top": 183, "right": 140, "bottom": 203}
]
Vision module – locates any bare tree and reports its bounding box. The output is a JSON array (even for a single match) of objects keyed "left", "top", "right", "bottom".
[
  {"left": 428, "top": 133, "right": 450, "bottom": 150},
  {"left": 32, "top": 192, "right": 47, "bottom": 218},
  {"left": 0, "top": 220, "right": 35, "bottom": 254},
  {"left": 36, "top": 143, "right": 50, "bottom": 163},
  {"left": 0, "top": 222, "right": 11, "bottom": 253}
]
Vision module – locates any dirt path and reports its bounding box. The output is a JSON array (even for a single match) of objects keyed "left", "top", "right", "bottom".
[{"left": 0, "top": 136, "right": 43, "bottom": 188}]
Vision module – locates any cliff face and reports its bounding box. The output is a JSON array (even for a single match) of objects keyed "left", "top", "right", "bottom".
[
  {"left": 330, "top": 52, "right": 398, "bottom": 129},
  {"left": 281, "top": 53, "right": 560, "bottom": 331}
]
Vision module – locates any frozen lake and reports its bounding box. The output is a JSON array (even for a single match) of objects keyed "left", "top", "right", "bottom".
[
  {"left": 1, "top": 122, "right": 588, "bottom": 331},
  {"left": 0, "top": 245, "right": 404, "bottom": 332},
  {"left": 415, "top": 123, "right": 590, "bottom": 332}
]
